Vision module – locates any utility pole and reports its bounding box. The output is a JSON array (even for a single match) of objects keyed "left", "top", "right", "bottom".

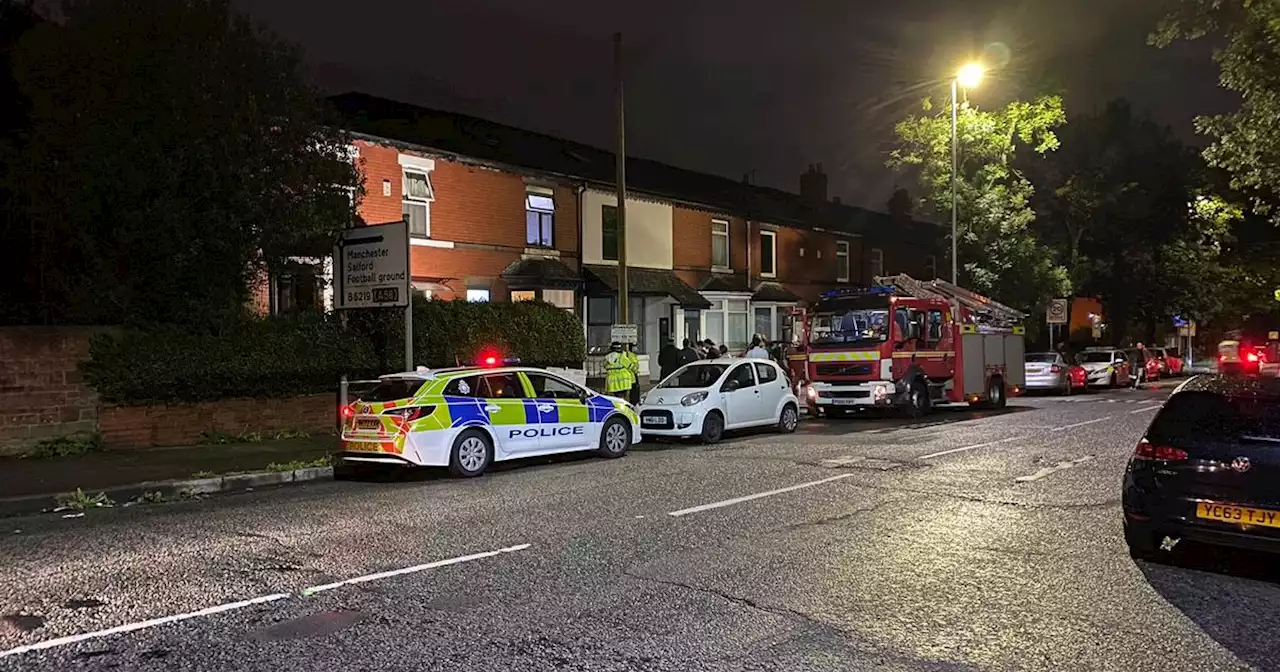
[
  {"left": 614, "top": 32, "right": 629, "bottom": 325},
  {"left": 950, "top": 77, "right": 959, "bottom": 285}
]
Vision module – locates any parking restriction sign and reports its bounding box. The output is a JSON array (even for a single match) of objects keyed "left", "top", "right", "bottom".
[{"left": 1046, "top": 298, "right": 1068, "bottom": 325}]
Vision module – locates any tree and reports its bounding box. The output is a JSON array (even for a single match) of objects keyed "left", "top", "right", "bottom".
[
  {"left": 2, "top": 0, "right": 360, "bottom": 326},
  {"left": 887, "top": 93, "right": 1070, "bottom": 322},
  {"left": 1152, "top": 0, "right": 1280, "bottom": 220}
]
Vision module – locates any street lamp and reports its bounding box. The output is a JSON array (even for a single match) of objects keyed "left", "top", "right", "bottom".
[{"left": 950, "top": 62, "right": 984, "bottom": 284}]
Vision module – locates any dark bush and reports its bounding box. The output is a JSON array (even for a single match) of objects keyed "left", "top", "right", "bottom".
[{"left": 84, "top": 298, "right": 587, "bottom": 405}]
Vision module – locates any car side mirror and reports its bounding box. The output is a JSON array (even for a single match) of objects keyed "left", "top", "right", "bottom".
[{"left": 722, "top": 379, "right": 740, "bottom": 392}]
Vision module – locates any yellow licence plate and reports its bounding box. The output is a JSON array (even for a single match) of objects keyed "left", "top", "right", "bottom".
[
  {"left": 344, "top": 441, "right": 382, "bottom": 453},
  {"left": 1197, "top": 502, "right": 1280, "bottom": 528}
]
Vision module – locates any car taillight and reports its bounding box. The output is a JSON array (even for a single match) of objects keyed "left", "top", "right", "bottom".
[
  {"left": 1247, "top": 351, "right": 1260, "bottom": 363},
  {"left": 1133, "top": 438, "right": 1188, "bottom": 462},
  {"left": 1050, "top": 365, "right": 1062, "bottom": 373},
  {"left": 383, "top": 406, "right": 433, "bottom": 424},
  {"left": 340, "top": 405, "right": 355, "bottom": 419}
]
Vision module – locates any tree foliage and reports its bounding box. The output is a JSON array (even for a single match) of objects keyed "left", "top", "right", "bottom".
[
  {"left": 887, "top": 93, "right": 1070, "bottom": 320},
  {"left": 1152, "top": 0, "right": 1280, "bottom": 220},
  {"left": 1, "top": 0, "right": 360, "bottom": 326}
]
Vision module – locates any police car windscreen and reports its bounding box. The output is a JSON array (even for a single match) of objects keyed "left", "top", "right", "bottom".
[
  {"left": 659, "top": 363, "right": 730, "bottom": 388},
  {"left": 360, "top": 378, "right": 426, "bottom": 402}
]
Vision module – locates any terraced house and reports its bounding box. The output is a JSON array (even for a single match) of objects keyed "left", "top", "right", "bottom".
[{"left": 272, "top": 93, "right": 943, "bottom": 382}]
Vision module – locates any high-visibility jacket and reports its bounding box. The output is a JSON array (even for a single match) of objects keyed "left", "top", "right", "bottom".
[
  {"left": 624, "top": 350, "right": 640, "bottom": 382},
  {"left": 604, "top": 351, "right": 632, "bottom": 393}
]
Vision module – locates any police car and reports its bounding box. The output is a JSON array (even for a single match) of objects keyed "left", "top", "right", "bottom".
[{"left": 339, "top": 362, "right": 640, "bottom": 477}]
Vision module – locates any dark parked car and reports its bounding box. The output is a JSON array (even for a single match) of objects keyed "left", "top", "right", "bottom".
[{"left": 1123, "top": 375, "right": 1280, "bottom": 559}]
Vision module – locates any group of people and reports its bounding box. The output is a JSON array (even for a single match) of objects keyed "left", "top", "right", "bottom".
[{"left": 603, "top": 334, "right": 786, "bottom": 401}]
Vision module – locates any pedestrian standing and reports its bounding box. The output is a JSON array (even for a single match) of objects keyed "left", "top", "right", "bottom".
[
  {"left": 702, "top": 339, "right": 718, "bottom": 359},
  {"left": 744, "top": 334, "right": 769, "bottom": 359},
  {"left": 718, "top": 344, "right": 729, "bottom": 358},
  {"left": 603, "top": 342, "right": 632, "bottom": 400},
  {"left": 678, "top": 338, "right": 700, "bottom": 367},
  {"left": 657, "top": 338, "right": 679, "bottom": 381},
  {"left": 624, "top": 343, "right": 641, "bottom": 404}
]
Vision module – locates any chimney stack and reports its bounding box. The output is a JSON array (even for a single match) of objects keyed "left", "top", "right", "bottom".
[{"left": 800, "top": 164, "right": 828, "bottom": 206}]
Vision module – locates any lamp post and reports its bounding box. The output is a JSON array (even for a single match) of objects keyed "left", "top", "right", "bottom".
[{"left": 950, "top": 62, "right": 984, "bottom": 284}]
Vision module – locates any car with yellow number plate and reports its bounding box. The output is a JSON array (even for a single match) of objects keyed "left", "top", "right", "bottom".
[{"left": 339, "top": 365, "right": 640, "bottom": 477}]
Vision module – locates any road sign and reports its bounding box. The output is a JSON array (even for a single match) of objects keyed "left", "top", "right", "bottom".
[
  {"left": 335, "top": 221, "right": 410, "bottom": 309},
  {"left": 610, "top": 324, "right": 639, "bottom": 344},
  {"left": 1172, "top": 315, "right": 1189, "bottom": 328},
  {"left": 1270, "top": 331, "right": 1279, "bottom": 341},
  {"left": 1046, "top": 298, "right": 1068, "bottom": 325}
]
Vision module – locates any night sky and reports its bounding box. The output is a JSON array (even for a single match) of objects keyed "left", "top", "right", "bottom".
[{"left": 238, "top": 0, "right": 1232, "bottom": 210}]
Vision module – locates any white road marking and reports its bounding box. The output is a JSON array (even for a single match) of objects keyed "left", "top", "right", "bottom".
[
  {"left": 0, "top": 543, "right": 533, "bottom": 659},
  {"left": 668, "top": 474, "right": 857, "bottom": 517},
  {"left": 301, "top": 543, "right": 533, "bottom": 595},
  {"left": 918, "top": 435, "right": 1026, "bottom": 460},
  {"left": 0, "top": 593, "right": 291, "bottom": 659},
  {"left": 1051, "top": 417, "right": 1112, "bottom": 432},
  {"left": 1015, "top": 455, "right": 1095, "bottom": 483},
  {"left": 1129, "top": 404, "right": 1161, "bottom": 414}
]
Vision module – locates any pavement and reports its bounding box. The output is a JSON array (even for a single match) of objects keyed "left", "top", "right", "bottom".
[{"left": 0, "top": 380, "right": 1274, "bottom": 671}]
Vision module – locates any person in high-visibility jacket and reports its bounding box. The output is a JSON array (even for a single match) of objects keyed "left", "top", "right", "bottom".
[
  {"left": 623, "top": 343, "right": 641, "bottom": 404},
  {"left": 603, "top": 342, "right": 633, "bottom": 396}
]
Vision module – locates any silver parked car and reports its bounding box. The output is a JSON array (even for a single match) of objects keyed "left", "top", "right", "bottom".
[{"left": 1024, "top": 352, "right": 1075, "bottom": 395}]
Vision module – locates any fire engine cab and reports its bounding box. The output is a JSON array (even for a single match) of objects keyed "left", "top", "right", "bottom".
[{"left": 797, "top": 274, "right": 1027, "bottom": 417}]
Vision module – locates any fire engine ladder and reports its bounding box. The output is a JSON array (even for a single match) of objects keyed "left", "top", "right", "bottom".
[{"left": 874, "top": 274, "right": 1025, "bottom": 327}]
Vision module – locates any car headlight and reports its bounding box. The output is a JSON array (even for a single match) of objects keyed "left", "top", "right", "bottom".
[
  {"left": 680, "top": 391, "right": 708, "bottom": 406},
  {"left": 1106, "top": 366, "right": 1114, "bottom": 373}
]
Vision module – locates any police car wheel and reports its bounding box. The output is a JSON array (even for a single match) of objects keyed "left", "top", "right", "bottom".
[
  {"left": 597, "top": 417, "right": 631, "bottom": 458},
  {"left": 449, "top": 430, "right": 493, "bottom": 478}
]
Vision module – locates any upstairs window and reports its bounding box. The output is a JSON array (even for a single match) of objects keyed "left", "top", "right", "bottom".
[
  {"left": 602, "top": 205, "right": 619, "bottom": 261},
  {"left": 836, "top": 241, "right": 850, "bottom": 282},
  {"left": 760, "top": 230, "right": 777, "bottom": 278},
  {"left": 402, "top": 169, "right": 434, "bottom": 236},
  {"left": 526, "top": 191, "right": 555, "bottom": 247},
  {"left": 712, "top": 219, "right": 730, "bottom": 269},
  {"left": 869, "top": 248, "right": 884, "bottom": 278}
]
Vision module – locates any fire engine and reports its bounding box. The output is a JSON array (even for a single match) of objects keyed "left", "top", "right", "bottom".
[{"left": 791, "top": 274, "right": 1027, "bottom": 417}]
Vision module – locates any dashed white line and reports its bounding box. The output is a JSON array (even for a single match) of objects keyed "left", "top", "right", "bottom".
[
  {"left": 1050, "top": 417, "right": 1112, "bottom": 432},
  {"left": 0, "top": 593, "right": 291, "bottom": 659},
  {"left": 0, "top": 543, "right": 533, "bottom": 659},
  {"left": 1015, "top": 455, "right": 1095, "bottom": 482},
  {"left": 301, "top": 543, "right": 532, "bottom": 595},
  {"left": 918, "top": 435, "right": 1026, "bottom": 460},
  {"left": 668, "top": 474, "right": 857, "bottom": 517},
  {"left": 1129, "top": 404, "right": 1161, "bottom": 414}
]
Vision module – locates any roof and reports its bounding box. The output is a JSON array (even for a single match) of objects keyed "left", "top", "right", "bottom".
[
  {"left": 699, "top": 275, "right": 752, "bottom": 294},
  {"left": 583, "top": 265, "right": 712, "bottom": 309},
  {"left": 329, "top": 92, "right": 940, "bottom": 240},
  {"left": 1174, "top": 375, "right": 1280, "bottom": 399},
  {"left": 752, "top": 282, "right": 803, "bottom": 303},
  {"left": 499, "top": 257, "right": 581, "bottom": 289}
]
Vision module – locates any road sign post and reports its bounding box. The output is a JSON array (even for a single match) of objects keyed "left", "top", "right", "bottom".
[
  {"left": 335, "top": 221, "right": 412, "bottom": 370},
  {"left": 610, "top": 324, "right": 639, "bottom": 345}
]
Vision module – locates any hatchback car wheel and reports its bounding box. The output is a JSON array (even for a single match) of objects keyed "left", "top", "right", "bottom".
[
  {"left": 778, "top": 404, "right": 799, "bottom": 433},
  {"left": 449, "top": 429, "right": 493, "bottom": 478},
  {"left": 700, "top": 411, "right": 725, "bottom": 444}
]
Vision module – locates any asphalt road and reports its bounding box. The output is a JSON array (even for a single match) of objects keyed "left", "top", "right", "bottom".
[{"left": 2, "top": 383, "right": 1277, "bottom": 671}]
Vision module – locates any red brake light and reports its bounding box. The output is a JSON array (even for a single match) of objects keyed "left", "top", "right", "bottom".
[
  {"left": 383, "top": 406, "right": 432, "bottom": 424},
  {"left": 340, "top": 405, "right": 354, "bottom": 418},
  {"left": 1134, "top": 438, "right": 1188, "bottom": 462},
  {"left": 1247, "top": 352, "right": 1260, "bottom": 363}
]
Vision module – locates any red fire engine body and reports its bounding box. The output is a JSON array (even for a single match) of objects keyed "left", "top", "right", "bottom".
[{"left": 789, "top": 274, "right": 1027, "bottom": 416}]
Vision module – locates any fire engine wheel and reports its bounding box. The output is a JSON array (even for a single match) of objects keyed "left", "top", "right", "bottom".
[
  {"left": 987, "top": 377, "right": 1007, "bottom": 409},
  {"left": 906, "top": 381, "right": 931, "bottom": 418}
]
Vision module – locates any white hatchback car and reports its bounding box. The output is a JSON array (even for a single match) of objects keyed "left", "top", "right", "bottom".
[{"left": 637, "top": 358, "right": 800, "bottom": 443}]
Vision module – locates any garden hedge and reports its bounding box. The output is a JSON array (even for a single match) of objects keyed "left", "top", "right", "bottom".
[{"left": 83, "top": 298, "right": 587, "bottom": 405}]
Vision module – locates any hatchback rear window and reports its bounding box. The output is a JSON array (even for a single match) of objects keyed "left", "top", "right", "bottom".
[
  {"left": 359, "top": 378, "right": 426, "bottom": 402},
  {"left": 1149, "top": 391, "right": 1280, "bottom": 446}
]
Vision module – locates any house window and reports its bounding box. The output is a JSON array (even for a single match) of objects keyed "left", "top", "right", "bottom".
[
  {"left": 712, "top": 219, "right": 730, "bottom": 269},
  {"left": 925, "top": 254, "right": 937, "bottom": 279},
  {"left": 510, "top": 290, "right": 536, "bottom": 302},
  {"left": 402, "top": 169, "right": 434, "bottom": 237},
  {"left": 543, "top": 289, "right": 575, "bottom": 310},
  {"left": 704, "top": 299, "right": 750, "bottom": 350},
  {"left": 466, "top": 288, "right": 490, "bottom": 302},
  {"left": 751, "top": 304, "right": 798, "bottom": 342},
  {"left": 760, "top": 230, "right": 777, "bottom": 278},
  {"left": 587, "top": 296, "right": 614, "bottom": 349},
  {"left": 602, "top": 205, "right": 619, "bottom": 261},
  {"left": 836, "top": 241, "right": 850, "bottom": 282},
  {"left": 526, "top": 192, "right": 554, "bottom": 248},
  {"left": 412, "top": 281, "right": 437, "bottom": 299},
  {"left": 870, "top": 248, "right": 884, "bottom": 279}
]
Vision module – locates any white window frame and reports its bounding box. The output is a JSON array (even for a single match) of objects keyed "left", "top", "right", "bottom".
[
  {"left": 399, "top": 155, "right": 435, "bottom": 238},
  {"left": 525, "top": 187, "right": 555, "bottom": 248},
  {"left": 836, "top": 241, "right": 850, "bottom": 282},
  {"left": 701, "top": 293, "right": 752, "bottom": 350},
  {"left": 760, "top": 230, "right": 777, "bottom": 278},
  {"left": 466, "top": 288, "right": 490, "bottom": 303},
  {"left": 711, "top": 219, "right": 730, "bottom": 271},
  {"left": 869, "top": 248, "right": 884, "bottom": 279},
  {"left": 925, "top": 254, "right": 937, "bottom": 279}
]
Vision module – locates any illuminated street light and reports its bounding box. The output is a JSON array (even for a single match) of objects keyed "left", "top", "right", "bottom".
[{"left": 950, "top": 62, "right": 985, "bottom": 284}]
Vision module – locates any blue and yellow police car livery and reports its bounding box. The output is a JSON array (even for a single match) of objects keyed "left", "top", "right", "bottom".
[{"left": 339, "top": 365, "right": 640, "bottom": 477}]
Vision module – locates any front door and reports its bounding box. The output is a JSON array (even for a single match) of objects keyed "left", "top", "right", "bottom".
[
  {"left": 522, "top": 372, "right": 593, "bottom": 451},
  {"left": 721, "top": 363, "right": 762, "bottom": 427},
  {"left": 477, "top": 372, "right": 542, "bottom": 457},
  {"left": 753, "top": 362, "right": 786, "bottom": 422}
]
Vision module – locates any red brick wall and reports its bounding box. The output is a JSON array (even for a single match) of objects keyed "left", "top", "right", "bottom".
[
  {"left": 0, "top": 328, "right": 106, "bottom": 456},
  {"left": 98, "top": 394, "right": 335, "bottom": 450},
  {"left": 355, "top": 141, "right": 406, "bottom": 225}
]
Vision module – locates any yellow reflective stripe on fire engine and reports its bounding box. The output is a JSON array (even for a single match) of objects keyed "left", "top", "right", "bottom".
[
  {"left": 809, "top": 351, "right": 880, "bottom": 362},
  {"left": 1012, "top": 326, "right": 1026, "bottom": 334},
  {"left": 960, "top": 325, "right": 977, "bottom": 334},
  {"left": 891, "top": 351, "right": 955, "bottom": 358}
]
